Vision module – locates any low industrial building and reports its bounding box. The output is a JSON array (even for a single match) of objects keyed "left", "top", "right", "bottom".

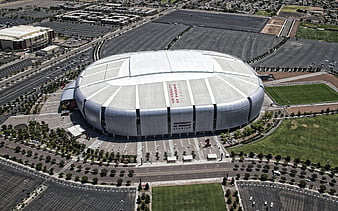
[{"left": 0, "top": 25, "right": 54, "bottom": 51}]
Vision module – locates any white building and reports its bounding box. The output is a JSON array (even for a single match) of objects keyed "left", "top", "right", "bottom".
[
  {"left": 0, "top": 25, "right": 54, "bottom": 51},
  {"left": 62, "top": 50, "right": 264, "bottom": 138}
]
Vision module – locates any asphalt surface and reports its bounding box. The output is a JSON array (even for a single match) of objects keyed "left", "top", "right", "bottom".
[
  {"left": 23, "top": 181, "right": 136, "bottom": 211},
  {"left": 38, "top": 21, "right": 115, "bottom": 38},
  {"left": 0, "top": 50, "right": 92, "bottom": 106},
  {"left": 172, "top": 26, "right": 283, "bottom": 61},
  {"left": 100, "top": 22, "right": 189, "bottom": 58},
  {"left": 253, "top": 38, "right": 338, "bottom": 68},
  {"left": 237, "top": 181, "right": 338, "bottom": 211},
  {"left": 0, "top": 162, "right": 43, "bottom": 211},
  {"left": 155, "top": 10, "right": 269, "bottom": 33},
  {"left": 0, "top": 58, "right": 33, "bottom": 79}
]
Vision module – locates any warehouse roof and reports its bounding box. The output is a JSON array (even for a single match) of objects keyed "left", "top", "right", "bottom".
[
  {"left": 0, "top": 25, "right": 52, "bottom": 41},
  {"left": 77, "top": 50, "right": 263, "bottom": 110}
]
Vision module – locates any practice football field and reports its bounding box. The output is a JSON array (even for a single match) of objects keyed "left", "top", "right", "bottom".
[
  {"left": 152, "top": 183, "right": 226, "bottom": 211},
  {"left": 265, "top": 84, "right": 338, "bottom": 105}
]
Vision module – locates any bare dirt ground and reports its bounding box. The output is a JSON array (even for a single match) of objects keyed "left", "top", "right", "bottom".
[
  {"left": 289, "top": 20, "right": 299, "bottom": 37},
  {"left": 283, "top": 73, "right": 338, "bottom": 88},
  {"left": 261, "top": 18, "right": 285, "bottom": 35},
  {"left": 286, "top": 104, "right": 338, "bottom": 114},
  {"left": 257, "top": 71, "right": 310, "bottom": 80}
]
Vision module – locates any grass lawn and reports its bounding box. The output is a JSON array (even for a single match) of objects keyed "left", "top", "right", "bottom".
[
  {"left": 281, "top": 5, "right": 309, "bottom": 13},
  {"left": 254, "top": 10, "right": 276, "bottom": 17},
  {"left": 231, "top": 114, "right": 338, "bottom": 167},
  {"left": 297, "top": 26, "right": 338, "bottom": 43},
  {"left": 265, "top": 84, "right": 338, "bottom": 105},
  {"left": 152, "top": 183, "right": 226, "bottom": 211}
]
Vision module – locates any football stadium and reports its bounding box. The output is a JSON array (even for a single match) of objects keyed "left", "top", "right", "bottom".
[{"left": 62, "top": 50, "right": 264, "bottom": 138}]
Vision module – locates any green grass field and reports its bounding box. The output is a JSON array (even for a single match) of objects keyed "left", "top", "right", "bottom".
[
  {"left": 231, "top": 114, "right": 338, "bottom": 167},
  {"left": 280, "top": 5, "right": 309, "bottom": 13},
  {"left": 254, "top": 10, "right": 276, "bottom": 17},
  {"left": 152, "top": 183, "right": 226, "bottom": 211},
  {"left": 297, "top": 27, "right": 338, "bottom": 43},
  {"left": 265, "top": 84, "right": 338, "bottom": 105}
]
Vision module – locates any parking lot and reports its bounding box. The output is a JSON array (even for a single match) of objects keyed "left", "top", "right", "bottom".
[
  {"left": 0, "top": 162, "right": 43, "bottom": 211},
  {"left": 100, "top": 22, "right": 189, "bottom": 58},
  {"left": 23, "top": 181, "right": 136, "bottom": 211},
  {"left": 155, "top": 10, "right": 268, "bottom": 33},
  {"left": 253, "top": 38, "right": 338, "bottom": 69},
  {"left": 172, "top": 26, "right": 283, "bottom": 61},
  {"left": 0, "top": 58, "right": 33, "bottom": 79},
  {"left": 38, "top": 21, "right": 115, "bottom": 38},
  {"left": 237, "top": 181, "right": 338, "bottom": 211}
]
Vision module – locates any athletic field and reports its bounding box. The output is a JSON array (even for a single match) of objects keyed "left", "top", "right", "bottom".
[
  {"left": 152, "top": 183, "right": 226, "bottom": 211},
  {"left": 265, "top": 84, "right": 338, "bottom": 105},
  {"left": 297, "top": 23, "right": 338, "bottom": 43},
  {"left": 231, "top": 114, "right": 338, "bottom": 167}
]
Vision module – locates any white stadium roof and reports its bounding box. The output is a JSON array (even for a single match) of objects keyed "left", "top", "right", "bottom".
[{"left": 77, "top": 50, "right": 263, "bottom": 110}]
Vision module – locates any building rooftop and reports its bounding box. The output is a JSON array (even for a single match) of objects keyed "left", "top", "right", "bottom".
[
  {"left": 0, "top": 25, "right": 51, "bottom": 41},
  {"left": 77, "top": 50, "right": 263, "bottom": 110}
]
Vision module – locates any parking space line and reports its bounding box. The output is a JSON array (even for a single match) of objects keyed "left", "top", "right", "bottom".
[
  {"left": 137, "top": 141, "right": 142, "bottom": 165},
  {"left": 193, "top": 138, "right": 203, "bottom": 160},
  {"left": 168, "top": 139, "right": 175, "bottom": 156}
]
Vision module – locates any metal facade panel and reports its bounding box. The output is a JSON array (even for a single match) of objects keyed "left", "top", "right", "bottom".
[
  {"left": 84, "top": 100, "right": 102, "bottom": 131},
  {"left": 104, "top": 108, "right": 137, "bottom": 136},
  {"left": 170, "top": 106, "right": 193, "bottom": 134},
  {"left": 189, "top": 79, "right": 212, "bottom": 105},
  {"left": 208, "top": 77, "right": 243, "bottom": 103},
  {"left": 140, "top": 108, "right": 168, "bottom": 136},
  {"left": 195, "top": 105, "right": 214, "bottom": 132},
  {"left": 74, "top": 88, "right": 85, "bottom": 117},
  {"left": 109, "top": 86, "right": 136, "bottom": 109},
  {"left": 216, "top": 100, "right": 250, "bottom": 130},
  {"left": 90, "top": 85, "right": 119, "bottom": 105},
  {"left": 138, "top": 83, "right": 166, "bottom": 109},
  {"left": 249, "top": 87, "right": 265, "bottom": 121}
]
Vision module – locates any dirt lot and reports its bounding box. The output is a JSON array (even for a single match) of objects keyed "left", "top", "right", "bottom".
[
  {"left": 284, "top": 72, "right": 338, "bottom": 88},
  {"left": 257, "top": 71, "right": 310, "bottom": 80},
  {"left": 286, "top": 104, "right": 338, "bottom": 114},
  {"left": 261, "top": 18, "right": 285, "bottom": 35}
]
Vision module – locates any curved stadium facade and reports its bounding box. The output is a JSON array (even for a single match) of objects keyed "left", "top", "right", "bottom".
[{"left": 69, "top": 50, "right": 264, "bottom": 137}]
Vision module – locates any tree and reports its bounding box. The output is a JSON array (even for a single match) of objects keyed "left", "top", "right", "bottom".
[
  {"left": 126, "top": 180, "right": 131, "bottom": 186},
  {"left": 92, "top": 168, "right": 98, "bottom": 175},
  {"left": 257, "top": 153, "right": 264, "bottom": 161},
  {"left": 15, "top": 146, "right": 21, "bottom": 153},
  {"left": 66, "top": 173, "right": 72, "bottom": 180},
  {"left": 298, "top": 180, "right": 306, "bottom": 188},
  {"left": 100, "top": 168, "right": 107, "bottom": 177},
  {"left": 145, "top": 194, "right": 150, "bottom": 204},
  {"left": 260, "top": 174, "right": 268, "bottom": 181},
  {"left": 227, "top": 197, "right": 232, "bottom": 204},
  {"left": 230, "top": 178, "right": 235, "bottom": 185},
  {"left": 225, "top": 189, "right": 231, "bottom": 197},
  {"left": 138, "top": 182, "right": 142, "bottom": 191},
  {"left": 244, "top": 173, "right": 250, "bottom": 180},
  {"left": 319, "top": 185, "right": 326, "bottom": 193},
  {"left": 145, "top": 183, "right": 149, "bottom": 190},
  {"left": 92, "top": 177, "right": 98, "bottom": 185},
  {"left": 35, "top": 162, "right": 43, "bottom": 171},
  {"left": 81, "top": 176, "right": 88, "bottom": 184},
  {"left": 222, "top": 177, "right": 227, "bottom": 186},
  {"left": 117, "top": 178, "right": 123, "bottom": 186}
]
